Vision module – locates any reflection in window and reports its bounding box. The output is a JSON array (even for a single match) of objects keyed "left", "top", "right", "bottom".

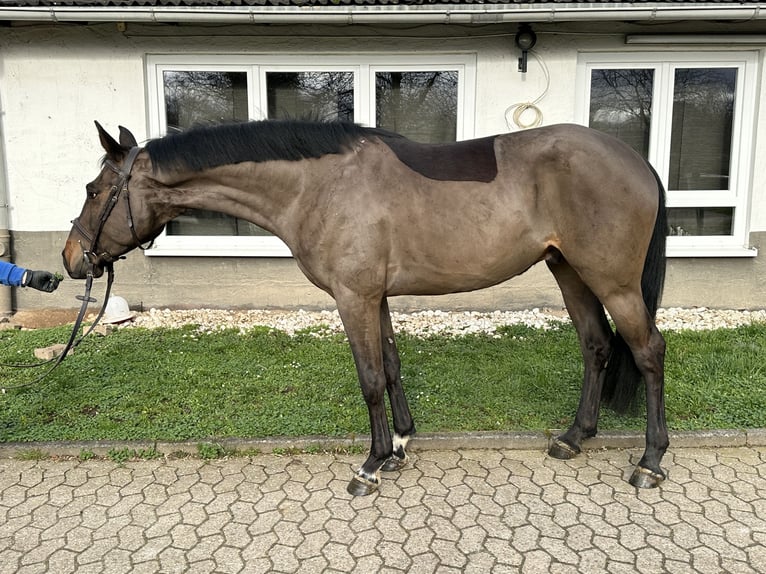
[
  {"left": 163, "top": 71, "right": 265, "bottom": 237},
  {"left": 164, "top": 71, "right": 249, "bottom": 132},
  {"left": 267, "top": 72, "right": 354, "bottom": 121},
  {"left": 669, "top": 68, "right": 736, "bottom": 191},
  {"left": 668, "top": 207, "right": 733, "bottom": 236},
  {"left": 376, "top": 71, "right": 458, "bottom": 143},
  {"left": 589, "top": 69, "right": 653, "bottom": 158}
]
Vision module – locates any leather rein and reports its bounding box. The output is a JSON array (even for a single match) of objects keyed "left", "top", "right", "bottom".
[{"left": 2, "top": 147, "right": 146, "bottom": 391}]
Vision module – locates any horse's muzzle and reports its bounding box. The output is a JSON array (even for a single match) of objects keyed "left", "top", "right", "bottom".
[{"left": 62, "top": 238, "right": 104, "bottom": 279}]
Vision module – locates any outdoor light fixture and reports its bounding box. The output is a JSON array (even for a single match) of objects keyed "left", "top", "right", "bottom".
[{"left": 515, "top": 24, "right": 537, "bottom": 73}]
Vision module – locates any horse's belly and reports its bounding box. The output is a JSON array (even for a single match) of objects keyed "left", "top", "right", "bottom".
[{"left": 385, "top": 243, "right": 543, "bottom": 297}]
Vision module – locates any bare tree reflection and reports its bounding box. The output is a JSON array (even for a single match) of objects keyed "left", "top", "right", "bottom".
[
  {"left": 376, "top": 71, "right": 458, "bottom": 143},
  {"left": 589, "top": 69, "right": 653, "bottom": 158}
]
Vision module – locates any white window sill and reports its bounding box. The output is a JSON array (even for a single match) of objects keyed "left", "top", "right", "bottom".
[
  {"left": 144, "top": 239, "right": 293, "bottom": 258},
  {"left": 667, "top": 246, "right": 758, "bottom": 258}
]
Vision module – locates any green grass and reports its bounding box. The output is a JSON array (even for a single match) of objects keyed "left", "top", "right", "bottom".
[{"left": 1, "top": 322, "right": 765, "bottom": 443}]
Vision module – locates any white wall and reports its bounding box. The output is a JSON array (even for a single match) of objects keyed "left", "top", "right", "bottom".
[{"left": 1, "top": 26, "right": 147, "bottom": 231}]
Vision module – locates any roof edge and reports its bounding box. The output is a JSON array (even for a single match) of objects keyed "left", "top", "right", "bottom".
[{"left": 1, "top": 4, "right": 765, "bottom": 25}]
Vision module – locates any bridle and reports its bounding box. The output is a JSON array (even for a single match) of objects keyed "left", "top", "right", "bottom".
[
  {"left": 1, "top": 146, "right": 149, "bottom": 391},
  {"left": 71, "top": 146, "right": 152, "bottom": 265}
]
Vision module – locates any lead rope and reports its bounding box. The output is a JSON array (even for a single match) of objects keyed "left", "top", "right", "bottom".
[{"left": 0, "top": 263, "right": 115, "bottom": 392}]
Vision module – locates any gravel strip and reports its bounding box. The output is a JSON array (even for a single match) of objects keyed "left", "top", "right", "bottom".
[{"left": 118, "top": 307, "right": 766, "bottom": 337}]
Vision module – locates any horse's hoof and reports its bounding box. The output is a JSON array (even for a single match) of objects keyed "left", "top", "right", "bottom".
[
  {"left": 346, "top": 473, "right": 379, "bottom": 496},
  {"left": 381, "top": 453, "right": 409, "bottom": 472},
  {"left": 629, "top": 466, "right": 665, "bottom": 489},
  {"left": 548, "top": 438, "right": 580, "bottom": 460}
]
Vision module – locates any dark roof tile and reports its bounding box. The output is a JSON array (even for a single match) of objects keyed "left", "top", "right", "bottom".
[{"left": 2, "top": 0, "right": 765, "bottom": 6}]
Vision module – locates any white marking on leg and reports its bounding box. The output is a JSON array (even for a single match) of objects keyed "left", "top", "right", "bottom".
[{"left": 393, "top": 433, "right": 410, "bottom": 454}]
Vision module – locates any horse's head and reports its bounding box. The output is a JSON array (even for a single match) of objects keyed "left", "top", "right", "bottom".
[{"left": 63, "top": 122, "right": 166, "bottom": 279}]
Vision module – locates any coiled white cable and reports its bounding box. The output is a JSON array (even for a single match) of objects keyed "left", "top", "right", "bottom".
[{"left": 504, "top": 50, "right": 551, "bottom": 131}]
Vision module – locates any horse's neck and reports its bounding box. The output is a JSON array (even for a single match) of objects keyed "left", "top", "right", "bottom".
[{"left": 156, "top": 161, "right": 308, "bottom": 238}]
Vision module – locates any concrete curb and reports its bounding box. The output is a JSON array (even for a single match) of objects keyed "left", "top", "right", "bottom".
[{"left": 1, "top": 428, "right": 764, "bottom": 459}]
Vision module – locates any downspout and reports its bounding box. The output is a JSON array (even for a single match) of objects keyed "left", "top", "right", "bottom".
[{"left": 0, "top": 93, "right": 12, "bottom": 317}]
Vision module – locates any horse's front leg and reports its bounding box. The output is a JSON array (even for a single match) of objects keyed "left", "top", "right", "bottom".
[
  {"left": 379, "top": 298, "right": 415, "bottom": 472},
  {"left": 336, "top": 292, "right": 393, "bottom": 496}
]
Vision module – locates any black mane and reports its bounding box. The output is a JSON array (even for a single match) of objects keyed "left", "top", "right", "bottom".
[{"left": 145, "top": 119, "right": 390, "bottom": 173}]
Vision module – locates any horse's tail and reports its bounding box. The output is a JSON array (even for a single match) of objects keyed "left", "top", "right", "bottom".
[{"left": 601, "top": 163, "right": 668, "bottom": 413}]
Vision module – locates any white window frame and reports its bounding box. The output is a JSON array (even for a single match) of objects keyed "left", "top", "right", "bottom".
[
  {"left": 576, "top": 51, "right": 758, "bottom": 258},
  {"left": 145, "top": 53, "right": 477, "bottom": 258}
]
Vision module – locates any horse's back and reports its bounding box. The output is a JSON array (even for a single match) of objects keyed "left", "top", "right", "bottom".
[{"left": 379, "top": 135, "right": 499, "bottom": 183}]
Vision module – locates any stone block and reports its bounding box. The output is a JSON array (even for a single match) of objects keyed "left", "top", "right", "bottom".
[{"left": 33, "top": 344, "right": 71, "bottom": 361}]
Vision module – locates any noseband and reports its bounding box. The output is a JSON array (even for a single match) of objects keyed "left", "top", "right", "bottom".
[{"left": 71, "top": 146, "right": 151, "bottom": 265}]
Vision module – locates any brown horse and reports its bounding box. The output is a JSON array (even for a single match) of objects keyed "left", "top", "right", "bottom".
[{"left": 63, "top": 119, "right": 668, "bottom": 496}]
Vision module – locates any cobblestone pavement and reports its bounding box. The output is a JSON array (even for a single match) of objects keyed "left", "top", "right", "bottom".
[{"left": 1, "top": 444, "right": 765, "bottom": 574}]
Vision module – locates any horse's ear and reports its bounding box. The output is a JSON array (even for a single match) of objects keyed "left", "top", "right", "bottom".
[
  {"left": 95, "top": 120, "right": 123, "bottom": 159},
  {"left": 118, "top": 126, "right": 138, "bottom": 148}
]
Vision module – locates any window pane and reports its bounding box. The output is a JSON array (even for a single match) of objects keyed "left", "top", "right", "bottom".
[
  {"left": 167, "top": 212, "right": 272, "bottom": 236},
  {"left": 163, "top": 71, "right": 248, "bottom": 131},
  {"left": 669, "top": 68, "right": 736, "bottom": 191},
  {"left": 588, "top": 68, "right": 653, "bottom": 158},
  {"left": 668, "top": 207, "right": 733, "bottom": 236},
  {"left": 376, "top": 71, "right": 457, "bottom": 143},
  {"left": 267, "top": 72, "right": 354, "bottom": 121}
]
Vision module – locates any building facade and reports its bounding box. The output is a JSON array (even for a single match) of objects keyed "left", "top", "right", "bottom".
[{"left": 1, "top": 2, "right": 765, "bottom": 313}]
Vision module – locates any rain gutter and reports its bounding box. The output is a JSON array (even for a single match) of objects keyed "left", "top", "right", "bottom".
[{"left": 0, "top": 5, "right": 764, "bottom": 25}]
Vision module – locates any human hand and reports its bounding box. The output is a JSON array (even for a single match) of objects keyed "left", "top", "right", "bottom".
[{"left": 24, "top": 270, "right": 62, "bottom": 293}]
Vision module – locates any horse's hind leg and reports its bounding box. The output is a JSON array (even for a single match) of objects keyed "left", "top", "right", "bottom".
[
  {"left": 603, "top": 293, "right": 668, "bottom": 488},
  {"left": 379, "top": 298, "right": 415, "bottom": 472},
  {"left": 546, "top": 257, "right": 613, "bottom": 459}
]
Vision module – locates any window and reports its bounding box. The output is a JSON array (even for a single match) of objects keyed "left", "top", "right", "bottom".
[
  {"left": 578, "top": 52, "right": 757, "bottom": 256},
  {"left": 375, "top": 71, "right": 458, "bottom": 142},
  {"left": 267, "top": 71, "right": 354, "bottom": 121},
  {"left": 146, "top": 55, "right": 475, "bottom": 257}
]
